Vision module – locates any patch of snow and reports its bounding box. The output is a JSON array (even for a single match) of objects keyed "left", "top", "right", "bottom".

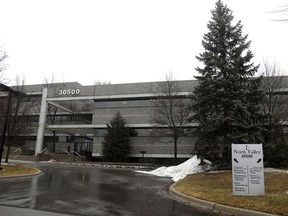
[
  {"left": 0, "top": 162, "right": 16, "bottom": 166},
  {"left": 203, "top": 159, "right": 212, "bottom": 165},
  {"left": 47, "top": 159, "right": 57, "bottom": 163},
  {"left": 265, "top": 168, "right": 288, "bottom": 174},
  {"left": 39, "top": 160, "right": 154, "bottom": 169},
  {"left": 137, "top": 155, "right": 211, "bottom": 182}
]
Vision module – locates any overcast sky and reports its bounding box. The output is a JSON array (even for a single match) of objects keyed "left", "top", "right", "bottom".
[{"left": 1, "top": 0, "right": 287, "bottom": 85}]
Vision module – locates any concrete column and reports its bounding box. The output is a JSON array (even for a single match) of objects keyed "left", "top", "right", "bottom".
[{"left": 35, "top": 88, "right": 48, "bottom": 155}]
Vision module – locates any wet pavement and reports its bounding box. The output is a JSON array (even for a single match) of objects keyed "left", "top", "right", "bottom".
[{"left": 0, "top": 163, "right": 222, "bottom": 216}]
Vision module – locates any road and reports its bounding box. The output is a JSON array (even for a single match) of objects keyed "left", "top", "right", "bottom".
[{"left": 0, "top": 163, "right": 222, "bottom": 216}]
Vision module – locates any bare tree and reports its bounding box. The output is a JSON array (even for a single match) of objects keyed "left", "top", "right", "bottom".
[
  {"left": 42, "top": 73, "right": 59, "bottom": 87},
  {"left": 0, "top": 47, "right": 8, "bottom": 83},
  {"left": 262, "top": 60, "right": 288, "bottom": 125},
  {"left": 4, "top": 76, "right": 37, "bottom": 162},
  {"left": 151, "top": 73, "right": 190, "bottom": 164},
  {"left": 261, "top": 60, "right": 288, "bottom": 167},
  {"left": 93, "top": 80, "right": 111, "bottom": 85},
  {"left": 0, "top": 46, "right": 8, "bottom": 123},
  {"left": 270, "top": 5, "right": 288, "bottom": 22},
  {"left": 0, "top": 45, "right": 9, "bottom": 164}
]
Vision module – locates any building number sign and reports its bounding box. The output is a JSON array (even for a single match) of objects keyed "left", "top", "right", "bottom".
[{"left": 59, "top": 89, "right": 81, "bottom": 96}]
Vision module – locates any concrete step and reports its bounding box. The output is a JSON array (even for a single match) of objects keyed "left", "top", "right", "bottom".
[
  {"left": 2, "top": 147, "right": 22, "bottom": 157},
  {"left": 36, "top": 153, "right": 84, "bottom": 162},
  {"left": 9, "top": 155, "right": 37, "bottom": 162}
]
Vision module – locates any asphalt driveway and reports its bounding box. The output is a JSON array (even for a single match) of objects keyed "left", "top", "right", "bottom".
[{"left": 0, "top": 163, "right": 222, "bottom": 216}]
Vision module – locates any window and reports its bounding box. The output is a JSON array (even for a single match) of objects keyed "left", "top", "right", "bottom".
[
  {"left": 94, "top": 100, "right": 152, "bottom": 109},
  {"left": 94, "top": 129, "right": 106, "bottom": 137}
]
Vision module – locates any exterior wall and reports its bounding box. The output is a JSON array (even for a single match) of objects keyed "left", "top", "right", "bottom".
[
  {"left": 44, "top": 80, "right": 196, "bottom": 98},
  {"left": 93, "top": 136, "right": 195, "bottom": 158},
  {"left": 93, "top": 103, "right": 152, "bottom": 125},
  {"left": 131, "top": 137, "right": 194, "bottom": 158},
  {"left": 8, "top": 80, "right": 198, "bottom": 160}
]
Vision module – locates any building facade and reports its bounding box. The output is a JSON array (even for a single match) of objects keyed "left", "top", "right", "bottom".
[{"left": 10, "top": 80, "right": 197, "bottom": 162}]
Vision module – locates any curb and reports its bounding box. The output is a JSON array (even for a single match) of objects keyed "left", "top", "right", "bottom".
[
  {"left": 0, "top": 169, "right": 42, "bottom": 179},
  {"left": 169, "top": 184, "right": 276, "bottom": 216}
]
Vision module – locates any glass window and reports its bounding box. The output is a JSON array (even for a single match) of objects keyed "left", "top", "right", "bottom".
[
  {"left": 94, "top": 102, "right": 107, "bottom": 108},
  {"left": 129, "top": 100, "right": 141, "bottom": 107},
  {"left": 94, "top": 129, "right": 107, "bottom": 137},
  {"left": 118, "top": 101, "right": 128, "bottom": 107},
  {"left": 94, "top": 99, "right": 153, "bottom": 109},
  {"left": 140, "top": 100, "right": 152, "bottom": 107},
  {"left": 108, "top": 101, "right": 118, "bottom": 108}
]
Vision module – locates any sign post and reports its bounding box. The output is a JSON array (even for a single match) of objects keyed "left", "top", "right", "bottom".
[{"left": 232, "top": 144, "right": 265, "bottom": 196}]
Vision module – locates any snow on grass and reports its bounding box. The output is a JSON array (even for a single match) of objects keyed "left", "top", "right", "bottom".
[
  {"left": 265, "top": 168, "right": 288, "bottom": 174},
  {"left": 138, "top": 155, "right": 211, "bottom": 182}
]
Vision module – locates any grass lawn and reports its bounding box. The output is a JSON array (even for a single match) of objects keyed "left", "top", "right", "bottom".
[
  {"left": 173, "top": 170, "right": 288, "bottom": 216},
  {"left": 0, "top": 164, "right": 40, "bottom": 177}
]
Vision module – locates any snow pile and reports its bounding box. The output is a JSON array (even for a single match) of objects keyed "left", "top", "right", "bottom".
[
  {"left": 46, "top": 159, "right": 57, "bottom": 163},
  {"left": 138, "top": 155, "right": 211, "bottom": 182},
  {"left": 40, "top": 160, "right": 155, "bottom": 170}
]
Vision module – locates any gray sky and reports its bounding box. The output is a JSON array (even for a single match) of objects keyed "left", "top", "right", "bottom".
[{"left": 1, "top": 0, "right": 288, "bottom": 85}]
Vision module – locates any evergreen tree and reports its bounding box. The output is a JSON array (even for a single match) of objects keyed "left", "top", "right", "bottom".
[
  {"left": 101, "top": 111, "right": 132, "bottom": 162},
  {"left": 191, "top": 0, "right": 264, "bottom": 166}
]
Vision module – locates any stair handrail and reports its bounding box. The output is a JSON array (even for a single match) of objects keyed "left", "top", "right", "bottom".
[
  {"left": 14, "top": 148, "right": 22, "bottom": 154},
  {"left": 13, "top": 148, "right": 22, "bottom": 159},
  {"left": 72, "top": 151, "right": 83, "bottom": 158},
  {"left": 39, "top": 148, "right": 47, "bottom": 154},
  {"left": 60, "top": 149, "right": 71, "bottom": 155}
]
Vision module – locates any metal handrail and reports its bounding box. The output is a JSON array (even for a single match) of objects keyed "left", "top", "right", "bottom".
[
  {"left": 60, "top": 149, "right": 71, "bottom": 155},
  {"left": 14, "top": 148, "right": 22, "bottom": 154},
  {"left": 13, "top": 148, "right": 22, "bottom": 159},
  {"left": 13, "top": 154, "right": 21, "bottom": 159},
  {"left": 72, "top": 151, "right": 83, "bottom": 158},
  {"left": 39, "top": 148, "right": 47, "bottom": 154}
]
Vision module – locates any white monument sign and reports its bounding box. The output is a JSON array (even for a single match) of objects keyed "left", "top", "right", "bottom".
[{"left": 232, "top": 144, "right": 265, "bottom": 196}]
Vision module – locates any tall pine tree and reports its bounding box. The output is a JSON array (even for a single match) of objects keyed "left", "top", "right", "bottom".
[
  {"left": 101, "top": 111, "right": 132, "bottom": 162},
  {"left": 191, "top": 0, "right": 264, "bottom": 166}
]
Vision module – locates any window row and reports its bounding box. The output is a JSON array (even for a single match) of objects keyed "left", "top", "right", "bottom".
[
  {"left": 94, "top": 100, "right": 152, "bottom": 109},
  {"left": 94, "top": 128, "right": 195, "bottom": 137}
]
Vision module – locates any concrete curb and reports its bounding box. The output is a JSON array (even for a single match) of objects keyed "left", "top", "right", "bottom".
[
  {"left": 169, "top": 184, "right": 276, "bottom": 216},
  {"left": 0, "top": 169, "right": 42, "bottom": 179}
]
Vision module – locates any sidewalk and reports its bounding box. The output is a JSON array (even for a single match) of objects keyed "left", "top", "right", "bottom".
[{"left": 0, "top": 205, "right": 71, "bottom": 216}]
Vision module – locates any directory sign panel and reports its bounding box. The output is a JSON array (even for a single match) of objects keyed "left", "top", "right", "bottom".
[{"left": 232, "top": 144, "right": 265, "bottom": 196}]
